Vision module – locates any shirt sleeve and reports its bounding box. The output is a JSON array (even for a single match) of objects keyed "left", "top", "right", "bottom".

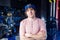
[
  {"left": 40, "top": 20, "right": 46, "bottom": 31},
  {"left": 39, "top": 20, "right": 47, "bottom": 39},
  {"left": 19, "top": 21, "right": 25, "bottom": 37}
]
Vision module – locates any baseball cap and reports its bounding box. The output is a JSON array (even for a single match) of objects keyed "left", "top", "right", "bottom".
[{"left": 24, "top": 4, "right": 36, "bottom": 11}]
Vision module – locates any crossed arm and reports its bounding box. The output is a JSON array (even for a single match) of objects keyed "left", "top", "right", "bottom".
[{"left": 19, "top": 20, "right": 47, "bottom": 40}]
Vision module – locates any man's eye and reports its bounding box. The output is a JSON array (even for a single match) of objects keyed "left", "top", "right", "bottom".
[{"left": 31, "top": 9, "right": 33, "bottom": 10}]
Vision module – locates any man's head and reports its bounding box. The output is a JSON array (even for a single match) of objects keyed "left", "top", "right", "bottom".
[{"left": 25, "top": 4, "right": 36, "bottom": 18}]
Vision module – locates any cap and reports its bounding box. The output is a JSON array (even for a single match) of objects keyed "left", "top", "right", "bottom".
[{"left": 24, "top": 4, "right": 36, "bottom": 11}]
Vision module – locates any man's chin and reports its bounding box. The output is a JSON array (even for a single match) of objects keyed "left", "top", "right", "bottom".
[{"left": 29, "top": 16, "right": 34, "bottom": 18}]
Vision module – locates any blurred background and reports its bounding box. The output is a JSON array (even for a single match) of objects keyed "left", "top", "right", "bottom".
[{"left": 0, "top": 0, "right": 59, "bottom": 40}]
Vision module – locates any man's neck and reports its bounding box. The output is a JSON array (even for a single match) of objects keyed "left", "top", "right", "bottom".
[{"left": 28, "top": 17, "right": 36, "bottom": 21}]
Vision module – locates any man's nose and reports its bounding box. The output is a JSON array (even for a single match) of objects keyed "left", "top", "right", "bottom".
[{"left": 29, "top": 10, "right": 32, "bottom": 13}]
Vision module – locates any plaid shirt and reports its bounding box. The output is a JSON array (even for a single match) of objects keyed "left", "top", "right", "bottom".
[{"left": 20, "top": 18, "right": 47, "bottom": 36}]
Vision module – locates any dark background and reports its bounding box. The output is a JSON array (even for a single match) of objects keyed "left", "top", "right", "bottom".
[{"left": 0, "top": 0, "right": 59, "bottom": 40}]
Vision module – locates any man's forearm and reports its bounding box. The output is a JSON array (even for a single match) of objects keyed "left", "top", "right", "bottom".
[
  {"left": 20, "top": 36, "right": 35, "bottom": 40},
  {"left": 31, "top": 34, "right": 46, "bottom": 40},
  {"left": 24, "top": 31, "right": 47, "bottom": 40},
  {"left": 30, "top": 31, "right": 47, "bottom": 40},
  {"left": 20, "top": 36, "right": 26, "bottom": 40}
]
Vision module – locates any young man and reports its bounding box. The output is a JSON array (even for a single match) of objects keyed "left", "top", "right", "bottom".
[{"left": 19, "top": 4, "right": 47, "bottom": 40}]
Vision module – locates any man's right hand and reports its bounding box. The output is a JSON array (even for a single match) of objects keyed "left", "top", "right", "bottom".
[{"left": 25, "top": 33, "right": 32, "bottom": 38}]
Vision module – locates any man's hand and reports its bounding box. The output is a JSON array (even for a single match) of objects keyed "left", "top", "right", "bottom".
[{"left": 25, "top": 33, "right": 32, "bottom": 38}]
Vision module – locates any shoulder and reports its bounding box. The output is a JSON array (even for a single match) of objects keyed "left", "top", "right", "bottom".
[
  {"left": 20, "top": 18, "right": 27, "bottom": 24},
  {"left": 37, "top": 18, "right": 46, "bottom": 24},
  {"left": 37, "top": 18, "right": 44, "bottom": 22}
]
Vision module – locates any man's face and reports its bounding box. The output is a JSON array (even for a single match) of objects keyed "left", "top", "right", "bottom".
[{"left": 25, "top": 8, "right": 36, "bottom": 18}]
